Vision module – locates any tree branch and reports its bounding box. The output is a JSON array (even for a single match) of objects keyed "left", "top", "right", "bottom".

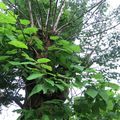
[
  {"left": 26, "top": 0, "right": 34, "bottom": 27},
  {"left": 7, "top": 0, "right": 28, "bottom": 19},
  {"left": 56, "top": 0, "right": 105, "bottom": 33},
  {"left": 53, "top": 0, "right": 66, "bottom": 32},
  {"left": 52, "top": 0, "right": 59, "bottom": 26}
]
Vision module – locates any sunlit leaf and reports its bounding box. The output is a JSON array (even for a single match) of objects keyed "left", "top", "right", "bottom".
[
  {"left": 24, "top": 27, "right": 38, "bottom": 34},
  {"left": 50, "top": 36, "right": 59, "bottom": 41},
  {"left": 0, "top": 2, "right": 7, "bottom": 10},
  {"left": 20, "top": 19, "right": 30, "bottom": 25},
  {"left": 37, "top": 58, "right": 51, "bottom": 63},
  {"left": 8, "top": 40, "right": 28, "bottom": 49}
]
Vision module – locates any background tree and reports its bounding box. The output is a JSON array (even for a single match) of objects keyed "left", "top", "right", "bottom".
[{"left": 0, "top": 0, "right": 120, "bottom": 119}]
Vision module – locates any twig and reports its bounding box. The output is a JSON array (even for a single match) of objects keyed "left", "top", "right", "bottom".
[
  {"left": 56, "top": 0, "right": 105, "bottom": 33},
  {"left": 7, "top": 0, "right": 28, "bottom": 19}
]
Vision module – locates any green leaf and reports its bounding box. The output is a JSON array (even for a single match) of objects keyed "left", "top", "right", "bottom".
[
  {"left": 6, "top": 34, "right": 16, "bottom": 40},
  {"left": 57, "top": 79, "right": 69, "bottom": 87},
  {"left": 0, "top": 56, "right": 10, "bottom": 61},
  {"left": 24, "top": 27, "right": 38, "bottom": 34},
  {"left": 57, "top": 73, "right": 72, "bottom": 80},
  {"left": 21, "top": 62, "right": 35, "bottom": 65},
  {"left": 50, "top": 36, "right": 59, "bottom": 41},
  {"left": 56, "top": 84, "right": 64, "bottom": 91},
  {"left": 99, "top": 90, "right": 109, "bottom": 103},
  {"left": 37, "top": 58, "right": 51, "bottom": 63},
  {"left": 86, "top": 89, "right": 98, "bottom": 98},
  {"left": 107, "top": 100, "right": 114, "bottom": 110},
  {"left": 58, "top": 40, "right": 70, "bottom": 46},
  {"left": 8, "top": 40, "right": 28, "bottom": 49},
  {"left": 20, "top": 19, "right": 30, "bottom": 25},
  {"left": 29, "top": 84, "right": 43, "bottom": 97},
  {"left": 9, "top": 61, "right": 21, "bottom": 65},
  {"left": 45, "top": 79, "right": 54, "bottom": 86},
  {"left": 33, "top": 36, "right": 44, "bottom": 50},
  {"left": 27, "top": 73, "right": 44, "bottom": 80},
  {"left": 71, "top": 65, "right": 84, "bottom": 72},
  {"left": 22, "top": 52, "right": 35, "bottom": 61},
  {"left": 42, "top": 114, "right": 50, "bottom": 120},
  {"left": 41, "top": 64, "right": 52, "bottom": 71},
  {"left": 9, "top": 61, "right": 35, "bottom": 65},
  {"left": 0, "top": 2, "right": 7, "bottom": 10},
  {"left": 85, "top": 68, "right": 96, "bottom": 73},
  {"left": 108, "top": 82, "right": 120, "bottom": 90},
  {"left": 69, "top": 44, "right": 80, "bottom": 52},
  {"left": 92, "top": 73, "right": 103, "bottom": 80},
  {"left": 6, "top": 49, "right": 17, "bottom": 54}
]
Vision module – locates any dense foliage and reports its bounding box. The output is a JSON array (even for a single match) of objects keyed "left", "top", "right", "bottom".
[{"left": 0, "top": 0, "right": 120, "bottom": 120}]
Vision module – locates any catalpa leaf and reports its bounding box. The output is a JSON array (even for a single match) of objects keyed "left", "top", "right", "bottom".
[
  {"left": 27, "top": 73, "right": 44, "bottom": 80},
  {"left": 8, "top": 40, "right": 28, "bottom": 49},
  {"left": 37, "top": 58, "right": 51, "bottom": 63}
]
